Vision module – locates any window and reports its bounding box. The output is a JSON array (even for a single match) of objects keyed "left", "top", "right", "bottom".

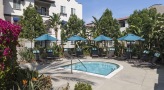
[
  {"left": 71, "top": 41, "right": 75, "bottom": 45},
  {"left": 71, "top": 8, "right": 76, "bottom": 15},
  {"left": 61, "top": 6, "right": 66, "bottom": 14},
  {"left": 37, "top": 7, "right": 48, "bottom": 15},
  {"left": 13, "top": 0, "right": 21, "bottom": 10},
  {"left": 119, "top": 20, "right": 125, "bottom": 27},
  {"left": 41, "top": 7, "right": 46, "bottom": 15},
  {"left": 60, "top": 6, "right": 67, "bottom": 16}
]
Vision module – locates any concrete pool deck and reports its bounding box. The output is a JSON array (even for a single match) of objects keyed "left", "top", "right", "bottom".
[{"left": 37, "top": 57, "right": 164, "bottom": 90}]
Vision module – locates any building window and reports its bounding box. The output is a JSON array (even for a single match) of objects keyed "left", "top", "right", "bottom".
[
  {"left": 37, "top": 7, "right": 48, "bottom": 16},
  {"left": 71, "top": 8, "right": 76, "bottom": 15},
  {"left": 61, "top": 6, "right": 66, "bottom": 14},
  {"left": 13, "top": 0, "right": 21, "bottom": 10},
  {"left": 119, "top": 20, "right": 125, "bottom": 27},
  {"left": 41, "top": 7, "right": 47, "bottom": 15},
  {"left": 60, "top": 6, "right": 67, "bottom": 16}
]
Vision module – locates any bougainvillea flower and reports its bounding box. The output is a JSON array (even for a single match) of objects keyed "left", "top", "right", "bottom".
[
  {"left": 3, "top": 48, "right": 11, "bottom": 56},
  {"left": 0, "top": 63, "right": 5, "bottom": 71}
]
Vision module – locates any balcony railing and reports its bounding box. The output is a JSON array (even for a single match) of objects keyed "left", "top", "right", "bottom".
[
  {"left": 60, "top": 12, "right": 67, "bottom": 17},
  {"left": 37, "top": 9, "right": 49, "bottom": 16}
]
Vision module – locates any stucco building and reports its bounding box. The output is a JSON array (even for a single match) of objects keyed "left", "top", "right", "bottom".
[{"left": 3, "top": 0, "right": 82, "bottom": 40}]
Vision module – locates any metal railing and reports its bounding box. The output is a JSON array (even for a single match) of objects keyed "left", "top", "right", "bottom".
[{"left": 77, "top": 58, "right": 87, "bottom": 71}]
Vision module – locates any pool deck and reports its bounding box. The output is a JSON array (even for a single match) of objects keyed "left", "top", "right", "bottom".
[{"left": 37, "top": 57, "right": 164, "bottom": 90}]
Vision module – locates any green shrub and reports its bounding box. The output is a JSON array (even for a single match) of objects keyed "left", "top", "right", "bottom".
[
  {"left": 61, "top": 83, "right": 70, "bottom": 90},
  {"left": 52, "top": 43, "right": 62, "bottom": 57},
  {"left": 74, "top": 82, "right": 92, "bottom": 90},
  {"left": 19, "top": 48, "right": 35, "bottom": 62},
  {"left": 13, "top": 68, "right": 52, "bottom": 90}
]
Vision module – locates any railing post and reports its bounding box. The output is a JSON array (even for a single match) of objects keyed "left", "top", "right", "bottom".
[{"left": 71, "top": 59, "right": 73, "bottom": 74}]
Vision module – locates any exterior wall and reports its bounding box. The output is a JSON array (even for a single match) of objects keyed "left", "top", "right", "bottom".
[
  {"left": 4, "top": 0, "right": 34, "bottom": 22},
  {"left": 51, "top": 0, "right": 82, "bottom": 21},
  {"left": 3, "top": 0, "right": 82, "bottom": 22},
  {"left": 0, "top": 0, "right": 4, "bottom": 19}
]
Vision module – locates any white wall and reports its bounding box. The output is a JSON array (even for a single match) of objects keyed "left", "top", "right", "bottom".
[
  {"left": 50, "top": 0, "right": 82, "bottom": 21},
  {"left": 4, "top": 0, "right": 34, "bottom": 16},
  {"left": 0, "top": 0, "right": 4, "bottom": 19}
]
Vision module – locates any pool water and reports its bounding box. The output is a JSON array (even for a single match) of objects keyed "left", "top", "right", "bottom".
[{"left": 62, "top": 61, "right": 119, "bottom": 76}]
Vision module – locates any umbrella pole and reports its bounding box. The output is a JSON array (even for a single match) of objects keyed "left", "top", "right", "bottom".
[
  {"left": 71, "top": 59, "right": 73, "bottom": 74},
  {"left": 45, "top": 40, "right": 47, "bottom": 52},
  {"left": 45, "top": 40, "right": 46, "bottom": 48},
  {"left": 130, "top": 41, "right": 132, "bottom": 59}
]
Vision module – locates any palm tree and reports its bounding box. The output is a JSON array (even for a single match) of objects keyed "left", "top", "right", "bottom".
[
  {"left": 49, "top": 13, "right": 61, "bottom": 40},
  {"left": 92, "top": 16, "right": 102, "bottom": 37}
]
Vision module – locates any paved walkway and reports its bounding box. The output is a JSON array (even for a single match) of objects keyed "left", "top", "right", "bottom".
[{"left": 37, "top": 57, "right": 164, "bottom": 90}]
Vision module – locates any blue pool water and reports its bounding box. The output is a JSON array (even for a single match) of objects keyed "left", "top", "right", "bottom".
[{"left": 62, "top": 61, "right": 119, "bottom": 76}]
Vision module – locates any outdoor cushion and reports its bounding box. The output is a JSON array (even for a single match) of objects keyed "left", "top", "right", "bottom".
[
  {"left": 143, "top": 50, "right": 149, "bottom": 54},
  {"left": 154, "top": 53, "right": 160, "bottom": 57}
]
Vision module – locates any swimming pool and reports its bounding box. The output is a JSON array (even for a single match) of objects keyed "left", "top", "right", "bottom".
[{"left": 62, "top": 61, "right": 122, "bottom": 78}]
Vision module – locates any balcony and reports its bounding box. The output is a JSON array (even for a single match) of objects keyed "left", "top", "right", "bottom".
[
  {"left": 60, "top": 12, "right": 67, "bottom": 17},
  {"left": 35, "top": 0, "right": 52, "bottom": 16},
  {"left": 37, "top": 9, "right": 49, "bottom": 16}
]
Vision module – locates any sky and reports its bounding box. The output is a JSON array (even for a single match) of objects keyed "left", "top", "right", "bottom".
[{"left": 76, "top": 0, "right": 164, "bottom": 24}]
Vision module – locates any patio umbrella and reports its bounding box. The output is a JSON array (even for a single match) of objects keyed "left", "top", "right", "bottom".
[
  {"left": 118, "top": 34, "right": 144, "bottom": 41},
  {"left": 94, "top": 35, "right": 112, "bottom": 41},
  {"left": 67, "top": 35, "right": 86, "bottom": 41},
  {"left": 35, "top": 34, "right": 57, "bottom": 48},
  {"left": 94, "top": 35, "right": 113, "bottom": 56},
  {"left": 35, "top": 34, "right": 57, "bottom": 41},
  {"left": 117, "top": 33, "right": 144, "bottom": 59}
]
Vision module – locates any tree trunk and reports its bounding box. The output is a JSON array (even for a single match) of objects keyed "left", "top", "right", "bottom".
[{"left": 30, "top": 39, "right": 33, "bottom": 51}]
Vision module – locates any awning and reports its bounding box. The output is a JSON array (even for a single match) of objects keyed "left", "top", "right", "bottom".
[
  {"left": 13, "top": 17, "right": 20, "bottom": 22},
  {"left": 61, "top": 20, "right": 67, "bottom": 25},
  {"left": 39, "top": 0, "right": 55, "bottom": 3}
]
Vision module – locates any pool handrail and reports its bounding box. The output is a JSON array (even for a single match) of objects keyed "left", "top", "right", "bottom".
[{"left": 77, "top": 58, "right": 87, "bottom": 71}]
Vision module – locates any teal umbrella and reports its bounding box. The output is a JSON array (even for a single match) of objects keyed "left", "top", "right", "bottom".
[
  {"left": 94, "top": 35, "right": 112, "bottom": 41},
  {"left": 35, "top": 34, "right": 57, "bottom": 48},
  {"left": 118, "top": 34, "right": 145, "bottom": 59},
  {"left": 67, "top": 35, "right": 86, "bottom": 41},
  {"left": 35, "top": 34, "right": 57, "bottom": 41},
  {"left": 118, "top": 34, "right": 144, "bottom": 41}
]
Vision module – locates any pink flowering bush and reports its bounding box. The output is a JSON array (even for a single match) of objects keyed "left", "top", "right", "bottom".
[{"left": 0, "top": 19, "right": 21, "bottom": 89}]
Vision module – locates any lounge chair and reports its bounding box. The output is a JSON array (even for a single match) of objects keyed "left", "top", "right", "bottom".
[
  {"left": 135, "top": 52, "right": 160, "bottom": 68},
  {"left": 63, "top": 48, "right": 75, "bottom": 59},
  {"left": 76, "top": 48, "right": 84, "bottom": 58},
  {"left": 91, "top": 47, "right": 99, "bottom": 58},
  {"left": 133, "top": 50, "right": 150, "bottom": 65},
  {"left": 106, "top": 47, "right": 115, "bottom": 58},
  {"left": 46, "top": 49, "right": 62, "bottom": 61},
  {"left": 98, "top": 48, "right": 106, "bottom": 57},
  {"left": 140, "top": 50, "right": 150, "bottom": 61},
  {"left": 126, "top": 48, "right": 133, "bottom": 59},
  {"left": 116, "top": 48, "right": 131, "bottom": 60}
]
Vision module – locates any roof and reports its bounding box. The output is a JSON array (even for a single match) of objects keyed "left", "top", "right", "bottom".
[
  {"left": 39, "top": 0, "right": 55, "bottom": 3},
  {"left": 117, "top": 17, "right": 129, "bottom": 21},
  {"left": 149, "top": 4, "right": 164, "bottom": 14},
  {"left": 85, "top": 22, "right": 95, "bottom": 27}
]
